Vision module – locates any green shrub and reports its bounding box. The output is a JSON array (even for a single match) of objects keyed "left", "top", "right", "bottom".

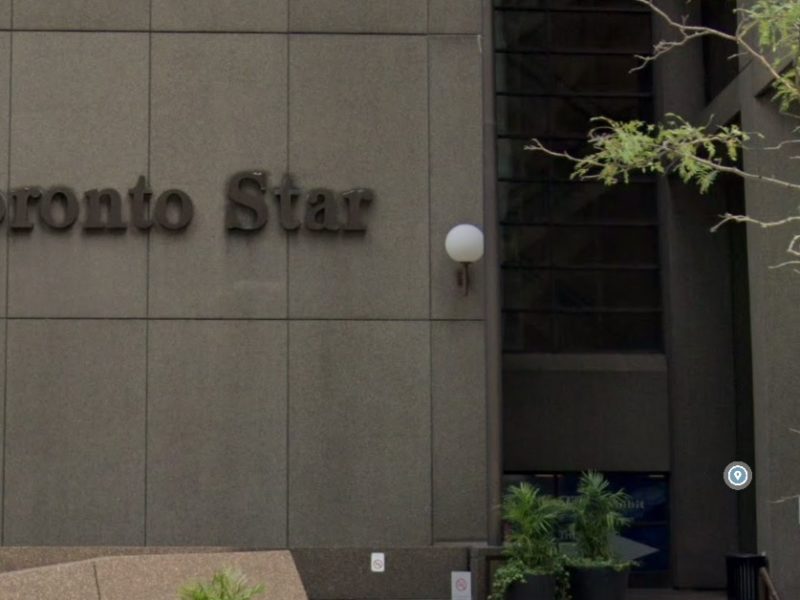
[
  {"left": 180, "top": 568, "right": 265, "bottom": 600},
  {"left": 489, "top": 483, "right": 570, "bottom": 600},
  {"left": 568, "top": 471, "right": 632, "bottom": 570}
]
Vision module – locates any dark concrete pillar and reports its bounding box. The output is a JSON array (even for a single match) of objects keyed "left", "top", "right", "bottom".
[
  {"left": 653, "top": 0, "right": 740, "bottom": 587},
  {"left": 737, "top": 64, "right": 800, "bottom": 598}
]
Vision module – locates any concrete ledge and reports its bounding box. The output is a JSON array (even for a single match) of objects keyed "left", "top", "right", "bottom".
[
  {"left": 0, "top": 560, "right": 98, "bottom": 600},
  {"left": 291, "top": 547, "right": 470, "bottom": 600},
  {"left": 0, "top": 550, "right": 307, "bottom": 600},
  {"left": 95, "top": 551, "right": 306, "bottom": 600},
  {"left": 0, "top": 546, "right": 242, "bottom": 574},
  {"left": 0, "top": 547, "right": 474, "bottom": 599}
]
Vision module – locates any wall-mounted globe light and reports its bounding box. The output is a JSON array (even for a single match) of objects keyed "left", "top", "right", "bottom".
[{"left": 445, "top": 224, "right": 484, "bottom": 296}]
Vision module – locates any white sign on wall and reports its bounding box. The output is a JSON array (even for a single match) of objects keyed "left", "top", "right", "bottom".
[
  {"left": 370, "top": 552, "right": 385, "bottom": 573},
  {"left": 451, "top": 571, "right": 472, "bottom": 600}
]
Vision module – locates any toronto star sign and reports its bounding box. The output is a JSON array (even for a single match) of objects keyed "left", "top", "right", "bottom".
[{"left": 0, "top": 171, "right": 373, "bottom": 232}]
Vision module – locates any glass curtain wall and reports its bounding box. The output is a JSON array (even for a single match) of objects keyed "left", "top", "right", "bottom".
[{"left": 495, "top": 0, "right": 662, "bottom": 353}]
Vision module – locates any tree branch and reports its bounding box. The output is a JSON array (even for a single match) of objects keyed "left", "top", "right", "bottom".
[
  {"left": 632, "top": 0, "right": 789, "bottom": 92},
  {"left": 681, "top": 150, "right": 800, "bottom": 193},
  {"left": 711, "top": 213, "right": 800, "bottom": 233}
]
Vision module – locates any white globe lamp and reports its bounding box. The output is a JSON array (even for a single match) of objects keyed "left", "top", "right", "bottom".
[{"left": 445, "top": 224, "right": 484, "bottom": 295}]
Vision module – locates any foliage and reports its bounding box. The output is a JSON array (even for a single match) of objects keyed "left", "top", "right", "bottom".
[
  {"left": 530, "top": 115, "right": 749, "bottom": 193},
  {"left": 526, "top": 0, "right": 800, "bottom": 267},
  {"left": 502, "top": 482, "right": 565, "bottom": 568},
  {"left": 744, "top": 0, "right": 800, "bottom": 111},
  {"left": 489, "top": 559, "right": 538, "bottom": 600},
  {"left": 568, "top": 472, "right": 632, "bottom": 570},
  {"left": 489, "top": 483, "right": 571, "bottom": 600},
  {"left": 179, "top": 569, "right": 265, "bottom": 600},
  {"left": 639, "top": 0, "right": 800, "bottom": 114},
  {"left": 566, "top": 556, "right": 632, "bottom": 573}
]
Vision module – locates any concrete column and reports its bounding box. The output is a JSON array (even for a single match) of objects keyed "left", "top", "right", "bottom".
[
  {"left": 737, "top": 64, "right": 800, "bottom": 597},
  {"left": 653, "top": 0, "right": 739, "bottom": 587}
]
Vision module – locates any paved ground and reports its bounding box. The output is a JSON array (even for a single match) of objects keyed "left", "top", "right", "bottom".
[{"left": 628, "top": 590, "right": 727, "bottom": 600}]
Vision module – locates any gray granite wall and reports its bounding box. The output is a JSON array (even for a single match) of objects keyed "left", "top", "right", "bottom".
[
  {"left": 737, "top": 75, "right": 800, "bottom": 599},
  {"left": 0, "top": 0, "right": 488, "bottom": 549}
]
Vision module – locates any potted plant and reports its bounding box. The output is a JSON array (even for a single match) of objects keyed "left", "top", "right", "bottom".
[
  {"left": 490, "top": 483, "right": 570, "bottom": 600},
  {"left": 566, "top": 472, "right": 633, "bottom": 600}
]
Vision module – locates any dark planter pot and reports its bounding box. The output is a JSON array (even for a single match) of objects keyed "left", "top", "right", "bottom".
[
  {"left": 506, "top": 574, "right": 556, "bottom": 600},
  {"left": 568, "top": 566, "right": 629, "bottom": 600}
]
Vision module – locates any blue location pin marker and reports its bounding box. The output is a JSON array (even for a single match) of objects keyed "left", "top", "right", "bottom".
[{"left": 723, "top": 461, "right": 752, "bottom": 490}]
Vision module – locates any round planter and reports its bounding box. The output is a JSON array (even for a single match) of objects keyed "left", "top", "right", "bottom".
[
  {"left": 505, "top": 574, "right": 556, "bottom": 600},
  {"left": 568, "top": 566, "right": 629, "bottom": 600}
]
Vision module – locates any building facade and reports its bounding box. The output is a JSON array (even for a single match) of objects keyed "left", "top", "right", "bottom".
[
  {"left": 0, "top": 0, "right": 795, "bottom": 599},
  {"left": 0, "top": 0, "right": 489, "bottom": 585}
]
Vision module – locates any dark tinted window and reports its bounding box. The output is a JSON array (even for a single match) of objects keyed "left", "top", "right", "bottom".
[
  {"left": 495, "top": 1, "right": 662, "bottom": 353},
  {"left": 701, "top": 0, "right": 739, "bottom": 101}
]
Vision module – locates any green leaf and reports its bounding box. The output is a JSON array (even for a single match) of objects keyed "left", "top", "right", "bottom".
[{"left": 180, "top": 568, "right": 265, "bottom": 600}]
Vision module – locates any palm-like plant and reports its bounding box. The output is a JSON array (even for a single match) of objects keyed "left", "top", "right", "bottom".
[
  {"left": 570, "top": 472, "right": 632, "bottom": 567},
  {"left": 502, "top": 483, "right": 565, "bottom": 571},
  {"left": 489, "top": 482, "right": 570, "bottom": 600},
  {"left": 180, "top": 568, "right": 265, "bottom": 600}
]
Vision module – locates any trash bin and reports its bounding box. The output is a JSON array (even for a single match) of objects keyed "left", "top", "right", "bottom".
[{"left": 726, "top": 554, "right": 769, "bottom": 600}]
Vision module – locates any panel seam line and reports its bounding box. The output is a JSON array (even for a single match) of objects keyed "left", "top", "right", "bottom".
[{"left": 1, "top": 0, "right": 13, "bottom": 546}]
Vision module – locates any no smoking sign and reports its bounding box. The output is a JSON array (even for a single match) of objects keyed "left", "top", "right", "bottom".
[
  {"left": 451, "top": 571, "right": 471, "bottom": 600},
  {"left": 370, "top": 552, "right": 385, "bottom": 573}
]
